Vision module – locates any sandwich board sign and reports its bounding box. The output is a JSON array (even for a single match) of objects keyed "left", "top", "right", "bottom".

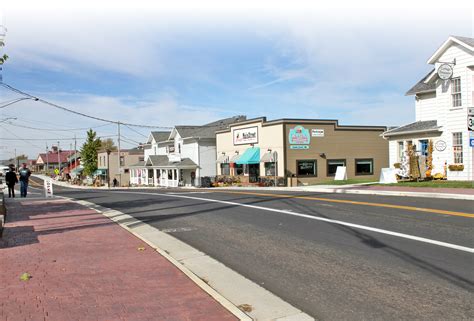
[
  {"left": 44, "top": 179, "right": 54, "bottom": 198},
  {"left": 334, "top": 166, "right": 347, "bottom": 181},
  {"left": 379, "top": 168, "right": 398, "bottom": 184}
]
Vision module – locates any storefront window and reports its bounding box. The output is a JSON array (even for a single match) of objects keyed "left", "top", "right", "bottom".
[
  {"left": 221, "top": 163, "right": 230, "bottom": 175},
  {"left": 297, "top": 160, "right": 316, "bottom": 176},
  {"left": 234, "top": 164, "right": 244, "bottom": 175},
  {"left": 327, "top": 159, "right": 346, "bottom": 176},
  {"left": 355, "top": 159, "right": 373, "bottom": 175},
  {"left": 265, "top": 162, "right": 276, "bottom": 176}
]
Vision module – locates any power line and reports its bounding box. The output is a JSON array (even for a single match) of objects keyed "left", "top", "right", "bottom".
[
  {"left": 0, "top": 134, "right": 117, "bottom": 141},
  {"left": 124, "top": 124, "right": 148, "bottom": 138},
  {"left": 1, "top": 82, "right": 173, "bottom": 129},
  {"left": 0, "top": 124, "right": 43, "bottom": 148},
  {"left": 4, "top": 121, "right": 111, "bottom": 132}
]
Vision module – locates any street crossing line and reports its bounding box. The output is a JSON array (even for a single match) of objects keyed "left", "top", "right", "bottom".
[{"left": 111, "top": 190, "right": 474, "bottom": 254}]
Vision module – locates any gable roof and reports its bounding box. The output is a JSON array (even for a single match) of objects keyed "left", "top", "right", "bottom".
[
  {"left": 147, "top": 155, "right": 197, "bottom": 168},
  {"left": 36, "top": 150, "right": 75, "bottom": 164},
  {"left": 174, "top": 115, "right": 247, "bottom": 139},
  {"left": 405, "top": 69, "right": 437, "bottom": 95},
  {"left": 382, "top": 120, "right": 441, "bottom": 137},
  {"left": 149, "top": 131, "right": 171, "bottom": 143},
  {"left": 427, "top": 35, "right": 474, "bottom": 64}
]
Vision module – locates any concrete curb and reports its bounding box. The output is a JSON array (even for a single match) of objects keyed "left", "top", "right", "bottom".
[
  {"left": 35, "top": 174, "right": 473, "bottom": 201},
  {"left": 60, "top": 196, "right": 314, "bottom": 321}
]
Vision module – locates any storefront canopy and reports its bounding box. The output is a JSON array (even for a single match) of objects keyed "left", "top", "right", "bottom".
[
  {"left": 236, "top": 147, "right": 260, "bottom": 165},
  {"left": 93, "top": 169, "right": 107, "bottom": 177}
]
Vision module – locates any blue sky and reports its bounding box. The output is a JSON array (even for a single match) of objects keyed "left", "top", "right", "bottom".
[{"left": 0, "top": 2, "right": 472, "bottom": 158}]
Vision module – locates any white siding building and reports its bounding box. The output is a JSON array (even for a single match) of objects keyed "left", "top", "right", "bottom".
[
  {"left": 383, "top": 36, "right": 474, "bottom": 181},
  {"left": 130, "top": 116, "right": 246, "bottom": 187}
]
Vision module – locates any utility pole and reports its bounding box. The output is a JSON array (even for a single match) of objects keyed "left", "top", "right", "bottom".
[
  {"left": 57, "top": 141, "right": 60, "bottom": 173},
  {"left": 14, "top": 148, "right": 17, "bottom": 171},
  {"left": 117, "top": 121, "right": 121, "bottom": 187},
  {"left": 74, "top": 134, "right": 77, "bottom": 171},
  {"left": 46, "top": 144, "right": 49, "bottom": 174}
]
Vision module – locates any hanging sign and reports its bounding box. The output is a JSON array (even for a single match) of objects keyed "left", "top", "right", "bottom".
[{"left": 437, "top": 63, "right": 453, "bottom": 80}]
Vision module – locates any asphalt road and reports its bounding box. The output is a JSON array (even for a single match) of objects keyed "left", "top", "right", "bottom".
[{"left": 30, "top": 178, "right": 474, "bottom": 320}]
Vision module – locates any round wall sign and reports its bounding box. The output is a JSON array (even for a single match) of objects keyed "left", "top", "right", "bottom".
[
  {"left": 435, "top": 140, "right": 447, "bottom": 151},
  {"left": 437, "top": 63, "right": 453, "bottom": 80}
]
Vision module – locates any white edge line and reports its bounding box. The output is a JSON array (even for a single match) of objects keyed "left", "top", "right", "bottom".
[
  {"left": 111, "top": 190, "right": 474, "bottom": 254},
  {"left": 56, "top": 195, "right": 253, "bottom": 321}
]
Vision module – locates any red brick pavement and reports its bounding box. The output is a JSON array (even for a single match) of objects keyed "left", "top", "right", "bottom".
[{"left": 0, "top": 199, "right": 238, "bottom": 321}]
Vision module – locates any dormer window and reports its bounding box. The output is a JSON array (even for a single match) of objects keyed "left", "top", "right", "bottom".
[{"left": 451, "top": 77, "right": 461, "bottom": 107}]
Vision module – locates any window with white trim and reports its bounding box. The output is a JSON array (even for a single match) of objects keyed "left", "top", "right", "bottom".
[
  {"left": 451, "top": 77, "right": 462, "bottom": 107},
  {"left": 452, "top": 132, "right": 463, "bottom": 163},
  {"left": 398, "top": 141, "right": 404, "bottom": 161}
]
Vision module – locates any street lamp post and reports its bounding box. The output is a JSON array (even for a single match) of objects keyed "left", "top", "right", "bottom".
[{"left": 106, "top": 149, "right": 111, "bottom": 188}]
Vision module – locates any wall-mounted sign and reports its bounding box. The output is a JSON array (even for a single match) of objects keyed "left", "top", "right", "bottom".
[
  {"left": 311, "top": 129, "right": 325, "bottom": 137},
  {"left": 233, "top": 126, "right": 258, "bottom": 145},
  {"left": 289, "top": 126, "right": 310, "bottom": 145},
  {"left": 435, "top": 140, "right": 447, "bottom": 152},
  {"left": 437, "top": 63, "right": 453, "bottom": 80},
  {"left": 290, "top": 145, "right": 309, "bottom": 150}
]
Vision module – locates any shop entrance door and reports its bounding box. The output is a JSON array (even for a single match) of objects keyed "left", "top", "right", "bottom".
[{"left": 249, "top": 164, "right": 260, "bottom": 183}]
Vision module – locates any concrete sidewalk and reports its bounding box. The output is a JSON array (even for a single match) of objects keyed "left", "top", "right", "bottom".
[
  {"left": 33, "top": 174, "right": 474, "bottom": 200},
  {"left": 0, "top": 197, "right": 240, "bottom": 321}
]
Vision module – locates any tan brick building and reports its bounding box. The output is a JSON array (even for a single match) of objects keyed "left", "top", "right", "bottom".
[{"left": 216, "top": 117, "right": 389, "bottom": 186}]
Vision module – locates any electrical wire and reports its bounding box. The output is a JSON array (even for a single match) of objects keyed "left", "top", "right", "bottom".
[
  {"left": 1, "top": 83, "right": 173, "bottom": 129},
  {"left": 4, "top": 121, "right": 112, "bottom": 132},
  {"left": 124, "top": 124, "right": 148, "bottom": 138},
  {"left": 0, "top": 124, "right": 43, "bottom": 148}
]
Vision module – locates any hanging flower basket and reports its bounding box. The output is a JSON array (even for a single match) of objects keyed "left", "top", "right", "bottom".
[{"left": 448, "top": 164, "right": 464, "bottom": 171}]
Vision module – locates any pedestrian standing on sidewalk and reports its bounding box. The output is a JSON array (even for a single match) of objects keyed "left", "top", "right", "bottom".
[
  {"left": 113, "top": 178, "right": 118, "bottom": 187},
  {"left": 5, "top": 165, "right": 18, "bottom": 198},
  {"left": 18, "top": 163, "right": 32, "bottom": 198}
]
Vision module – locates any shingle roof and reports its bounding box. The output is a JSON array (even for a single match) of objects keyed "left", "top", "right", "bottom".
[
  {"left": 383, "top": 120, "right": 441, "bottom": 136},
  {"left": 175, "top": 115, "right": 247, "bottom": 139},
  {"left": 150, "top": 131, "right": 171, "bottom": 143},
  {"left": 452, "top": 35, "right": 474, "bottom": 47},
  {"left": 129, "top": 161, "right": 146, "bottom": 167},
  {"left": 147, "top": 155, "right": 197, "bottom": 168},
  {"left": 37, "top": 150, "right": 75, "bottom": 164},
  {"left": 405, "top": 69, "right": 437, "bottom": 96}
]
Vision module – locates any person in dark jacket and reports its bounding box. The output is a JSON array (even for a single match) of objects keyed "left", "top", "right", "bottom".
[
  {"left": 5, "top": 166, "right": 18, "bottom": 198},
  {"left": 18, "top": 163, "right": 31, "bottom": 197}
]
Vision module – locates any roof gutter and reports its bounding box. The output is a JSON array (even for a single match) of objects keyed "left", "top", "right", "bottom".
[{"left": 381, "top": 127, "right": 442, "bottom": 137}]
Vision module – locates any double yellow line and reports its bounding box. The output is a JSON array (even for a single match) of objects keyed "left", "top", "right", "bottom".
[{"left": 213, "top": 190, "right": 474, "bottom": 218}]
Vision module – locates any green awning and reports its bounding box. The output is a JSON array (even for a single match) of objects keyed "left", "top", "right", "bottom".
[
  {"left": 236, "top": 147, "right": 260, "bottom": 165},
  {"left": 93, "top": 169, "right": 107, "bottom": 176}
]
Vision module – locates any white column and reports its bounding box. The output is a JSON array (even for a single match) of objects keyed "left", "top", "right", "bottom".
[
  {"left": 153, "top": 168, "right": 157, "bottom": 186},
  {"left": 177, "top": 169, "right": 180, "bottom": 187}
]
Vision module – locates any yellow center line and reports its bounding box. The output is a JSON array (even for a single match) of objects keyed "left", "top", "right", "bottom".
[{"left": 210, "top": 190, "right": 474, "bottom": 218}]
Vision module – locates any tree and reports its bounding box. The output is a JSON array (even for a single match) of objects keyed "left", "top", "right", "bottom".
[
  {"left": 100, "top": 138, "right": 117, "bottom": 151},
  {"left": 81, "top": 129, "right": 101, "bottom": 176}
]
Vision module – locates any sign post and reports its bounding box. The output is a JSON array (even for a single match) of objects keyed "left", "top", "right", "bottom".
[{"left": 44, "top": 179, "right": 54, "bottom": 198}]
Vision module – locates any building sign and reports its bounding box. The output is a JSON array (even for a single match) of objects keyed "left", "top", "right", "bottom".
[
  {"left": 437, "top": 63, "right": 453, "bottom": 80},
  {"left": 289, "top": 126, "right": 310, "bottom": 146},
  {"left": 290, "top": 145, "right": 309, "bottom": 149},
  {"left": 435, "top": 140, "right": 447, "bottom": 152},
  {"left": 311, "top": 129, "right": 325, "bottom": 137},
  {"left": 233, "top": 126, "right": 258, "bottom": 145}
]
